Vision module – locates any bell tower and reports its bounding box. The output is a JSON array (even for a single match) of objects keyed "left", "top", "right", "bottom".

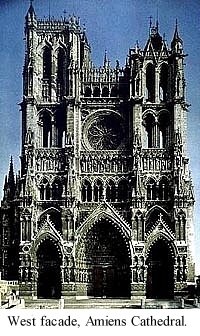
[
  {"left": 18, "top": 3, "right": 91, "bottom": 297},
  {"left": 128, "top": 20, "right": 195, "bottom": 298}
]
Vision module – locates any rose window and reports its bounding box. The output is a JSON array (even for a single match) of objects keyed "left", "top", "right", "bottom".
[{"left": 87, "top": 114, "right": 124, "bottom": 150}]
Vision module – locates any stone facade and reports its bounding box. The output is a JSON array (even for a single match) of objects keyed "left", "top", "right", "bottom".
[{"left": 0, "top": 4, "right": 195, "bottom": 300}]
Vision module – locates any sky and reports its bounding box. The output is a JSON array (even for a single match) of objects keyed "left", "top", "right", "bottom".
[{"left": 0, "top": 0, "right": 200, "bottom": 273}]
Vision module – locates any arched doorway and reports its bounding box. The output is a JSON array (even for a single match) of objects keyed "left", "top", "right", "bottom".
[
  {"left": 37, "top": 239, "right": 62, "bottom": 299},
  {"left": 146, "top": 239, "right": 174, "bottom": 299},
  {"left": 78, "top": 218, "right": 131, "bottom": 298}
]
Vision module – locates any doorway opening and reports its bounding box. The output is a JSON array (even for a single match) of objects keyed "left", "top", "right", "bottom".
[
  {"left": 146, "top": 239, "right": 174, "bottom": 299},
  {"left": 37, "top": 239, "right": 62, "bottom": 299},
  {"left": 81, "top": 219, "right": 131, "bottom": 298}
]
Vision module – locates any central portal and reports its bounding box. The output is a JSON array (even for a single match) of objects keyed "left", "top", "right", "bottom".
[{"left": 84, "top": 219, "right": 131, "bottom": 298}]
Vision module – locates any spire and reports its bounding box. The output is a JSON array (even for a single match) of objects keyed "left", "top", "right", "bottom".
[
  {"left": 28, "top": 0, "right": 35, "bottom": 15},
  {"left": 171, "top": 19, "right": 183, "bottom": 52},
  {"left": 8, "top": 156, "right": 15, "bottom": 185},
  {"left": 104, "top": 50, "right": 108, "bottom": 67},
  {"left": 3, "top": 157, "right": 16, "bottom": 201},
  {"left": 26, "top": 0, "right": 36, "bottom": 23}
]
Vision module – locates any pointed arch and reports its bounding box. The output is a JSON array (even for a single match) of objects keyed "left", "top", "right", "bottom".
[
  {"left": 36, "top": 238, "right": 62, "bottom": 299},
  {"left": 158, "top": 111, "right": 170, "bottom": 148},
  {"left": 84, "top": 86, "right": 92, "bottom": 97},
  {"left": 106, "top": 179, "right": 116, "bottom": 202},
  {"left": 94, "top": 179, "right": 103, "bottom": 202},
  {"left": 146, "top": 177, "right": 156, "bottom": 200},
  {"left": 146, "top": 236, "right": 175, "bottom": 299},
  {"left": 158, "top": 176, "right": 169, "bottom": 200},
  {"left": 43, "top": 46, "right": 51, "bottom": 80},
  {"left": 159, "top": 63, "right": 168, "bottom": 101},
  {"left": 39, "top": 177, "right": 50, "bottom": 200},
  {"left": 143, "top": 113, "right": 155, "bottom": 148},
  {"left": 146, "top": 63, "right": 155, "bottom": 102},
  {"left": 145, "top": 205, "right": 174, "bottom": 234},
  {"left": 81, "top": 179, "right": 92, "bottom": 202},
  {"left": 52, "top": 178, "right": 63, "bottom": 200},
  {"left": 75, "top": 212, "right": 132, "bottom": 298},
  {"left": 57, "top": 47, "right": 66, "bottom": 97},
  {"left": 93, "top": 86, "right": 100, "bottom": 97},
  {"left": 102, "top": 86, "right": 109, "bottom": 97},
  {"left": 118, "top": 179, "right": 128, "bottom": 202},
  {"left": 54, "top": 108, "right": 66, "bottom": 147},
  {"left": 110, "top": 85, "right": 118, "bottom": 97},
  {"left": 38, "top": 110, "right": 52, "bottom": 148}
]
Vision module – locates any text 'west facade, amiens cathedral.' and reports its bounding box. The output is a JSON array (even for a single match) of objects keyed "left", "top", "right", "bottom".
[{"left": 0, "top": 3, "right": 195, "bottom": 301}]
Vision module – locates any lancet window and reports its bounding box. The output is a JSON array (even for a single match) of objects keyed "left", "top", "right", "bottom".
[
  {"left": 93, "top": 86, "right": 100, "bottom": 97},
  {"left": 106, "top": 180, "right": 116, "bottom": 202},
  {"left": 160, "top": 63, "right": 168, "bottom": 101},
  {"left": 39, "top": 111, "right": 52, "bottom": 148},
  {"left": 102, "top": 86, "right": 109, "bottom": 97},
  {"left": 57, "top": 48, "right": 65, "bottom": 97},
  {"left": 40, "top": 178, "right": 50, "bottom": 200},
  {"left": 147, "top": 178, "right": 157, "bottom": 200},
  {"left": 82, "top": 180, "right": 92, "bottom": 202},
  {"left": 146, "top": 63, "right": 155, "bottom": 102},
  {"left": 118, "top": 179, "right": 128, "bottom": 202},
  {"left": 84, "top": 87, "right": 92, "bottom": 97},
  {"left": 52, "top": 179, "right": 63, "bottom": 200},
  {"left": 43, "top": 47, "right": 51, "bottom": 79},
  {"left": 158, "top": 177, "right": 169, "bottom": 200},
  {"left": 94, "top": 179, "right": 103, "bottom": 202}
]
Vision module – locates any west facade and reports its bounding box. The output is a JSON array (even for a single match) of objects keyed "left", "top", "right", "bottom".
[{"left": 0, "top": 4, "right": 195, "bottom": 300}]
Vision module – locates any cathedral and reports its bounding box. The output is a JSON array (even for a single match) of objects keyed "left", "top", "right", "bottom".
[{"left": 0, "top": 3, "right": 195, "bottom": 301}]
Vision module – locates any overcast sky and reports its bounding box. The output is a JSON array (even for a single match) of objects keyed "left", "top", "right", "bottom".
[{"left": 0, "top": 0, "right": 200, "bottom": 273}]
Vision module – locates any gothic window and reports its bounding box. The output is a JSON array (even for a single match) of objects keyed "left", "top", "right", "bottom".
[
  {"left": 106, "top": 180, "right": 116, "bottom": 202},
  {"left": 147, "top": 178, "right": 156, "bottom": 200},
  {"left": 146, "top": 63, "right": 155, "bottom": 102},
  {"left": 143, "top": 113, "right": 155, "bottom": 148},
  {"left": 40, "top": 178, "right": 50, "bottom": 200},
  {"left": 110, "top": 86, "right": 118, "bottom": 97},
  {"left": 85, "top": 87, "right": 92, "bottom": 97},
  {"left": 57, "top": 48, "right": 65, "bottom": 97},
  {"left": 82, "top": 180, "right": 92, "bottom": 202},
  {"left": 158, "top": 177, "right": 169, "bottom": 200},
  {"left": 55, "top": 109, "right": 66, "bottom": 147},
  {"left": 87, "top": 113, "right": 124, "bottom": 150},
  {"left": 160, "top": 63, "right": 168, "bottom": 101},
  {"left": 39, "top": 111, "right": 52, "bottom": 147},
  {"left": 94, "top": 179, "right": 103, "bottom": 202},
  {"left": 118, "top": 179, "right": 128, "bottom": 202},
  {"left": 158, "top": 113, "right": 170, "bottom": 148},
  {"left": 52, "top": 179, "right": 63, "bottom": 200},
  {"left": 43, "top": 47, "right": 51, "bottom": 80},
  {"left": 102, "top": 86, "right": 109, "bottom": 97},
  {"left": 93, "top": 86, "right": 100, "bottom": 97}
]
